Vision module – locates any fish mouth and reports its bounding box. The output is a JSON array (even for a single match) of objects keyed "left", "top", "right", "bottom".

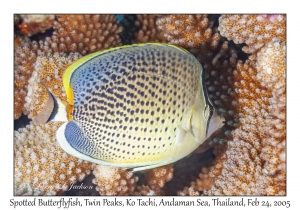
[{"left": 220, "top": 114, "right": 225, "bottom": 127}]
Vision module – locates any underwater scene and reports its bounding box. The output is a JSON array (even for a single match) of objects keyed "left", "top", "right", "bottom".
[{"left": 14, "top": 14, "right": 286, "bottom": 196}]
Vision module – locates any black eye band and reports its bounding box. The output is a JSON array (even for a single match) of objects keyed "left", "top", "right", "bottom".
[
  {"left": 201, "top": 71, "right": 215, "bottom": 137},
  {"left": 201, "top": 71, "right": 214, "bottom": 107},
  {"left": 209, "top": 108, "right": 214, "bottom": 118}
]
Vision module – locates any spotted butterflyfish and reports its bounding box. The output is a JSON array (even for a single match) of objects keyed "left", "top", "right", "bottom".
[{"left": 37, "top": 43, "right": 225, "bottom": 171}]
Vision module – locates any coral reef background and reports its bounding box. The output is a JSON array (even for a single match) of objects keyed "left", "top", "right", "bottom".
[{"left": 14, "top": 14, "right": 286, "bottom": 196}]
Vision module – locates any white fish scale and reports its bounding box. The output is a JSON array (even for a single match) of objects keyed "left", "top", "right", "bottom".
[{"left": 70, "top": 45, "right": 201, "bottom": 164}]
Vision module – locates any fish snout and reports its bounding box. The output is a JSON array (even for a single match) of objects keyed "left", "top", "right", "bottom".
[{"left": 219, "top": 114, "right": 225, "bottom": 128}]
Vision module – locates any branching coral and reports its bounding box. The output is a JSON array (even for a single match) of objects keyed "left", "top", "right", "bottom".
[
  {"left": 169, "top": 150, "right": 215, "bottom": 195},
  {"left": 24, "top": 52, "right": 82, "bottom": 121},
  {"left": 209, "top": 51, "right": 285, "bottom": 195},
  {"left": 176, "top": 15, "right": 286, "bottom": 196},
  {"left": 133, "top": 165, "right": 174, "bottom": 196},
  {"left": 156, "top": 15, "right": 219, "bottom": 50},
  {"left": 92, "top": 165, "right": 138, "bottom": 195},
  {"left": 14, "top": 15, "right": 30, "bottom": 50},
  {"left": 134, "top": 14, "right": 166, "bottom": 43},
  {"left": 134, "top": 185, "right": 165, "bottom": 196},
  {"left": 19, "top": 15, "right": 55, "bottom": 36},
  {"left": 14, "top": 122, "right": 95, "bottom": 195},
  {"left": 218, "top": 14, "right": 286, "bottom": 53},
  {"left": 255, "top": 41, "right": 286, "bottom": 175},
  {"left": 178, "top": 41, "right": 286, "bottom": 196},
  {"left": 144, "top": 164, "right": 173, "bottom": 190},
  {"left": 14, "top": 41, "right": 40, "bottom": 119},
  {"left": 39, "top": 15, "right": 123, "bottom": 55}
]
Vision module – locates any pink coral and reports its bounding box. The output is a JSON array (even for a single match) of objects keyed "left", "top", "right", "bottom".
[
  {"left": 40, "top": 15, "right": 123, "bottom": 55},
  {"left": 25, "top": 52, "right": 82, "bottom": 121},
  {"left": 156, "top": 15, "right": 219, "bottom": 50},
  {"left": 92, "top": 165, "right": 138, "bottom": 195},
  {"left": 144, "top": 164, "right": 173, "bottom": 190},
  {"left": 14, "top": 122, "right": 95, "bottom": 195},
  {"left": 19, "top": 15, "right": 55, "bottom": 36},
  {"left": 218, "top": 14, "right": 286, "bottom": 53},
  {"left": 134, "top": 14, "right": 166, "bottom": 43},
  {"left": 14, "top": 41, "right": 40, "bottom": 119}
]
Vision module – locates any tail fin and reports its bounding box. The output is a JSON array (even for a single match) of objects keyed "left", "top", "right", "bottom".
[{"left": 32, "top": 82, "right": 68, "bottom": 125}]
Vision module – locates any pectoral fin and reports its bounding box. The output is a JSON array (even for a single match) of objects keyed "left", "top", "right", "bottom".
[{"left": 175, "top": 126, "right": 188, "bottom": 144}]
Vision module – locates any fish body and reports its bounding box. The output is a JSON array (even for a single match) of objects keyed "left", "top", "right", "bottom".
[{"left": 48, "top": 43, "right": 224, "bottom": 171}]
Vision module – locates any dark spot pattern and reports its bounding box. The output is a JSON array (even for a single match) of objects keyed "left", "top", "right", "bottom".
[{"left": 69, "top": 44, "right": 202, "bottom": 164}]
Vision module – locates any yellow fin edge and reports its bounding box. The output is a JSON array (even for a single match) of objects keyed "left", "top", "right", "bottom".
[{"left": 63, "top": 43, "right": 191, "bottom": 105}]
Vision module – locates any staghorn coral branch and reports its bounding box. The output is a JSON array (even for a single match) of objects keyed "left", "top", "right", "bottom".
[
  {"left": 14, "top": 122, "right": 95, "bottom": 195},
  {"left": 14, "top": 41, "right": 40, "bottom": 119},
  {"left": 40, "top": 15, "right": 123, "bottom": 55},
  {"left": 92, "top": 165, "right": 138, "bottom": 196},
  {"left": 19, "top": 15, "right": 55, "bottom": 36},
  {"left": 218, "top": 14, "right": 286, "bottom": 54},
  {"left": 144, "top": 164, "right": 174, "bottom": 190},
  {"left": 156, "top": 15, "right": 219, "bottom": 50},
  {"left": 133, "top": 14, "right": 166, "bottom": 43},
  {"left": 24, "top": 52, "right": 82, "bottom": 121}
]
